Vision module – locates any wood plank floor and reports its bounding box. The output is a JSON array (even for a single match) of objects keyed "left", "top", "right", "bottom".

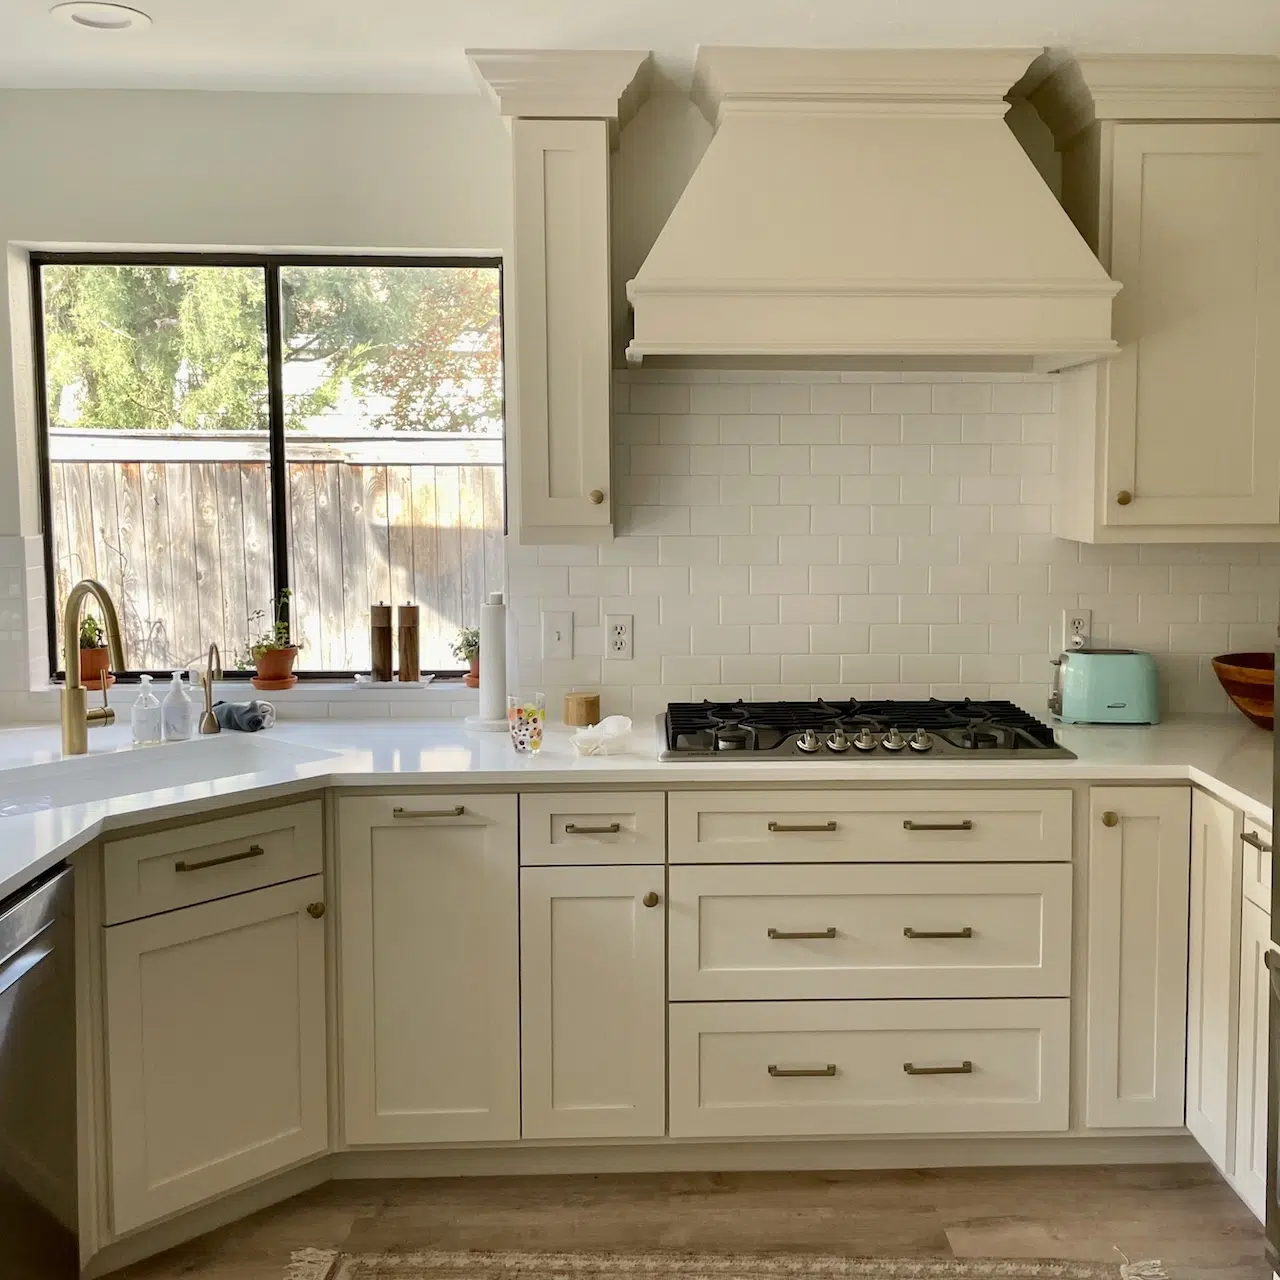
[{"left": 113, "top": 1165, "right": 1268, "bottom": 1280}]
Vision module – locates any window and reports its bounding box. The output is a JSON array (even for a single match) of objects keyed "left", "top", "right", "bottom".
[{"left": 32, "top": 255, "right": 504, "bottom": 679}]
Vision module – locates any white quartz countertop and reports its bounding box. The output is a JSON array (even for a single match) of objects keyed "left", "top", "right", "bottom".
[{"left": 0, "top": 713, "right": 1272, "bottom": 902}]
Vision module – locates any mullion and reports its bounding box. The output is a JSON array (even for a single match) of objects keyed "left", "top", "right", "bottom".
[{"left": 263, "top": 263, "right": 291, "bottom": 636}]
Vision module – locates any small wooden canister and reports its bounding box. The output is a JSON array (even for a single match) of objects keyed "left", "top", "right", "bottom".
[
  {"left": 397, "top": 604, "right": 420, "bottom": 683},
  {"left": 370, "top": 603, "right": 393, "bottom": 682},
  {"left": 563, "top": 691, "right": 601, "bottom": 727}
]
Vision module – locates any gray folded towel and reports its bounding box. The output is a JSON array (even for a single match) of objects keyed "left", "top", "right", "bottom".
[{"left": 212, "top": 700, "right": 272, "bottom": 732}]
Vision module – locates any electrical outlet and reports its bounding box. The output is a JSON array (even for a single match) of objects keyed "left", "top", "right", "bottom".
[
  {"left": 1062, "top": 608, "right": 1092, "bottom": 652},
  {"left": 541, "top": 611, "right": 573, "bottom": 660},
  {"left": 605, "top": 614, "right": 633, "bottom": 661}
]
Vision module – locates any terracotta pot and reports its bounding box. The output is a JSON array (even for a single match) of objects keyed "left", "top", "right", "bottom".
[
  {"left": 463, "top": 655, "right": 480, "bottom": 688},
  {"left": 1211, "top": 652, "right": 1274, "bottom": 730},
  {"left": 79, "top": 646, "right": 115, "bottom": 691},
  {"left": 251, "top": 646, "right": 299, "bottom": 692}
]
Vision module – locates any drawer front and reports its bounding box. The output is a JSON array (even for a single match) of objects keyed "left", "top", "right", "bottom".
[
  {"left": 520, "top": 792, "right": 665, "bottom": 866},
  {"left": 668, "top": 790, "right": 1071, "bottom": 864},
  {"left": 669, "top": 862, "right": 1072, "bottom": 1001},
  {"left": 104, "top": 801, "right": 323, "bottom": 925},
  {"left": 1241, "top": 817, "right": 1273, "bottom": 913},
  {"left": 669, "top": 998, "right": 1070, "bottom": 1138}
]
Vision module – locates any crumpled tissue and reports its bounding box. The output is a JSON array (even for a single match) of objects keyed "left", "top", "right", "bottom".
[{"left": 570, "top": 715, "right": 632, "bottom": 756}]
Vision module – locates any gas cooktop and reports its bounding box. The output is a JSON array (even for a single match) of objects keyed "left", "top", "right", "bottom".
[{"left": 658, "top": 698, "right": 1075, "bottom": 760}]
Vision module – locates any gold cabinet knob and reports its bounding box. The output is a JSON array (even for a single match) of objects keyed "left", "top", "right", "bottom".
[
  {"left": 306, "top": 902, "right": 326, "bottom": 919},
  {"left": 642, "top": 891, "right": 661, "bottom": 908},
  {"left": 588, "top": 489, "right": 605, "bottom": 505},
  {"left": 1101, "top": 811, "right": 1120, "bottom": 828},
  {"left": 1116, "top": 490, "right": 1133, "bottom": 506}
]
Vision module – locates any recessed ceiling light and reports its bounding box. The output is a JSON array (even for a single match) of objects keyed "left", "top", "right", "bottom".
[{"left": 49, "top": 2, "right": 153, "bottom": 31}]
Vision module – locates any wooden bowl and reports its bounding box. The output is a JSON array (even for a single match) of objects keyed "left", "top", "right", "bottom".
[{"left": 1211, "top": 652, "right": 1275, "bottom": 730}]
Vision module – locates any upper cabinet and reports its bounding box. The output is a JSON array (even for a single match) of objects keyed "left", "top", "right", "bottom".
[
  {"left": 469, "top": 49, "right": 651, "bottom": 544},
  {"left": 1037, "top": 56, "right": 1280, "bottom": 543}
]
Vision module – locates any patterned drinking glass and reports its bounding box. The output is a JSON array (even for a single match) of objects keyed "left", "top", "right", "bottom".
[{"left": 507, "top": 692, "right": 546, "bottom": 754}]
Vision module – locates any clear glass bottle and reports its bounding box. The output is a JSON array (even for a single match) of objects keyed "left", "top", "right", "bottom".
[
  {"left": 130, "top": 674, "right": 162, "bottom": 745},
  {"left": 161, "top": 671, "right": 192, "bottom": 742}
]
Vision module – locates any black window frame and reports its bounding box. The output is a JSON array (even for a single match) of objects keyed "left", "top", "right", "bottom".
[{"left": 30, "top": 250, "right": 506, "bottom": 683}]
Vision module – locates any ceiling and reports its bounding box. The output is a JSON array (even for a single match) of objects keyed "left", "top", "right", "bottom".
[{"left": 3, "top": 0, "right": 1279, "bottom": 94}]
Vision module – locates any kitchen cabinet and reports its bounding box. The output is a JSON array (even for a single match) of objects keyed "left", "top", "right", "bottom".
[
  {"left": 1232, "top": 898, "right": 1272, "bottom": 1222},
  {"left": 104, "top": 876, "right": 328, "bottom": 1234},
  {"left": 337, "top": 794, "right": 519, "bottom": 1145},
  {"left": 1084, "top": 786, "right": 1191, "bottom": 1128},
  {"left": 520, "top": 864, "right": 666, "bottom": 1138},
  {"left": 1185, "top": 790, "right": 1243, "bottom": 1171},
  {"left": 1041, "top": 59, "right": 1280, "bottom": 542}
]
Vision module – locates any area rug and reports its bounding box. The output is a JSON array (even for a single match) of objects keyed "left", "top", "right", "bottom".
[{"left": 283, "top": 1249, "right": 1168, "bottom": 1280}]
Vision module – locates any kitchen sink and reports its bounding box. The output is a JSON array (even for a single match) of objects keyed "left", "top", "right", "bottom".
[{"left": 0, "top": 737, "right": 337, "bottom": 816}]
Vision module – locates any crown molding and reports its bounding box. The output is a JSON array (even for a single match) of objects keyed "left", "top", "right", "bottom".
[
  {"left": 466, "top": 49, "right": 652, "bottom": 131},
  {"left": 1034, "top": 54, "right": 1280, "bottom": 143}
]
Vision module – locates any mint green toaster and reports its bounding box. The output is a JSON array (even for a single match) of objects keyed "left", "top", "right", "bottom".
[{"left": 1049, "top": 648, "right": 1161, "bottom": 725}]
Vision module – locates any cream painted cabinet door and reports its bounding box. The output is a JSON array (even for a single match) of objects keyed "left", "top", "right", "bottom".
[
  {"left": 1104, "top": 123, "right": 1280, "bottom": 528},
  {"left": 1085, "top": 786, "right": 1191, "bottom": 1128},
  {"left": 1185, "top": 790, "right": 1242, "bottom": 1171},
  {"left": 1232, "top": 899, "right": 1272, "bottom": 1222},
  {"left": 511, "top": 117, "right": 613, "bottom": 542},
  {"left": 338, "top": 794, "right": 519, "bottom": 1145},
  {"left": 520, "top": 865, "right": 666, "bottom": 1138},
  {"left": 104, "top": 876, "right": 328, "bottom": 1234}
]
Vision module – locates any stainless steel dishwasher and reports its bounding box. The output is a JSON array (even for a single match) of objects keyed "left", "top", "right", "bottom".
[{"left": 0, "top": 863, "right": 78, "bottom": 1278}]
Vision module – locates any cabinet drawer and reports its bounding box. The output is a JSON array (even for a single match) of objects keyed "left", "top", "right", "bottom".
[
  {"left": 668, "top": 790, "right": 1071, "bottom": 864},
  {"left": 669, "top": 862, "right": 1071, "bottom": 1001},
  {"left": 104, "top": 801, "right": 323, "bottom": 925},
  {"left": 669, "top": 998, "right": 1070, "bottom": 1138},
  {"left": 1242, "top": 817, "right": 1273, "bottom": 914},
  {"left": 520, "top": 792, "right": 665, "bottom": 865}
]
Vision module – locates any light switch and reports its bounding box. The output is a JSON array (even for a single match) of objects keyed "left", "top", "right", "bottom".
[{"left": 541, "top": 611, "right": 573, "bottom": 659}]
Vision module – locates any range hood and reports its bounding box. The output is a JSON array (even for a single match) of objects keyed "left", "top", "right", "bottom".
[{"left": 626, "top": 48, "right": 1120, "bottom": 372}]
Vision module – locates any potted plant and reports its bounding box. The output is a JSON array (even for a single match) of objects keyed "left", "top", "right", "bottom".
[
  {"left": 78, "top": 612, "right": 114, "bottom": 691},
  {"left": 452, "top": 626, "right": 480, "bottom": 688},
  {"left": 236, "top": 590, "right": 301, "bottom": 691}
]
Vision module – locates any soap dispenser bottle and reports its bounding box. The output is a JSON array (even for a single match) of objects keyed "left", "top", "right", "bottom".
[
  {"left": 130, "top": 674, "right": 162, "bottom": 745},
  {"left": 161, "top": 670, "right": 192, "bottom": 742}
]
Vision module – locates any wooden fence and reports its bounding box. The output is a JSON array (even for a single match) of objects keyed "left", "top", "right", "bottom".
[{"left": 48, "top": 431, "right": 505, "bottom": 672}]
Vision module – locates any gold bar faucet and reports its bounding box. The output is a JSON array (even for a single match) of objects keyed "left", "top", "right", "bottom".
[
  {"left": 199, "top": 642, "right": 223, "bottom": 735},
  {"left": 61, "top": 579, "right": 126, "bottom": 757}
]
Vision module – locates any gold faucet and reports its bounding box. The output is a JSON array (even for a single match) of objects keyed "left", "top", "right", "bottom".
[
  {"left": 199, "top": 642, "right": 223, "bottom": 735},
  {"left": 61, "top": 579, "right": 126, "bottom": 757}
]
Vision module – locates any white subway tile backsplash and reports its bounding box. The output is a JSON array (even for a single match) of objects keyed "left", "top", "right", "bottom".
[
  {"left": 870, "top": 624, "right": 930, "bottom": 654},
  {"left": 720, "top": 415, "right": 782, "bottom": 445},
  {"left": 782, "top": 474, "right": 841, "bottom": 504},
  {"left": 721, "top": 594, "right": 780, "bottom": 625},
  {"left": 932, "top": 383, "right": 992, "bottom": 414},
  {"left": 812, "top": 383, "right": 874, "bottom": 414},
  {"left": 750, "top": 383, "right": 811, "bottom": 414},
  {"left": 780, "top": 414, "right": 841, "bottom": 444},
  {"left": 690, "top": 383, "right": 750, "bottom": 414},
  {"left": 720, "top": 474, "right": 780, "bottom": 505},
  {"left": 751, "top": 445, "right": 809, "bottom": 475},
  {"left": 751, "top": 506, "right": 811, "bottom": 535},
  {"left": 991, "top": 382, "right": 1056, "bottom": 414},
  {"left": 840, "top": 415, "right": 903, "bottom": 444},
  {"left": 871, "top": 383, "right": 932, "bottom": 414}
]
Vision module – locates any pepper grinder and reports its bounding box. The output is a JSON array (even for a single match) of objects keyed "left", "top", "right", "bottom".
[
  {"left": 370, "top": 603, "right": 393, "bottom": 683},
  {"left": 397, "top": 604, "right": 420, "bottom": 683}
]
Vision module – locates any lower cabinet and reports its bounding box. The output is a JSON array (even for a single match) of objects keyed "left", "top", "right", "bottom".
[
  {"left": 104, "top": 875, "right": 329, "bottom": 1234},
  {"left": 1084, "top": 786, "right": 1191, "bottom": 1129},
  {"left": 520, "top": 865, "right": 666, "bottom": 1138},
  {"left": 1233, "top": 899, "right": 1272, "bottom": 1221},
  {"left": 338, "top": 794, "right": 520, "bottom": 1145}
]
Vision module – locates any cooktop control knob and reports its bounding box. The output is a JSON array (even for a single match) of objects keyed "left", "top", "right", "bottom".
[
  {"left": 881, "top": 727, "right": 907, "bottom": 752},
  {"left": 826, "top": 730, "right": 851, "bottom": 753},
  {"left": 852, "top": 727, "right": 880, "bottom": 752},
  {"left": 908, "top": 729, "right": 934, "bottom": 753},
  {"left": 797, "top": 729, "right": 821, "bottom": 754}
]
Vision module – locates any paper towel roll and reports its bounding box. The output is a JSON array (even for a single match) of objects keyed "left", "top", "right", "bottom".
[{"left": 478, "top": 591, "right": 507, "bottom": 723}]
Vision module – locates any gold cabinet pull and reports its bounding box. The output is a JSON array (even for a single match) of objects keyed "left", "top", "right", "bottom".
[
  {"left": 174, "top": 843, "right": 265, "bottom": 873},
  {"left": 393, "top": 805, "right": 465, "bottom": 819},
  {"left": 1116, "top": 490, "right": 1133, "bottom": 506},
  {"left": 768, "top": 927, "right": 837, "bottom": 940},
  {"left": 768, "top": 820, "right": 838, "bottom": 833},
  {"left": 768, "top": 1063, "right": 836, "bottom": 1078},
  {"left": 1242, "top": 830, "right": 1273, "bottom": 853},
  {"left": 904, "top": 1060, "right": 973, "bottom": 1076},
  {"left": 564, "top": 822, "right": 621, "bottom": 835},
  {"left": 306, "top": 902, "right": 326, "bottom": 919},
  {"left": 642, "top": 891, "right": 661, "bottom": 908},
  {"left": 903, "top": 819, "right": 973, "bottom": 832},
  {"left": 588, "top": 489, "right": 605, "bottom": 505},
  {"left": 903, "top": 926, "right": 974, "bottom": 940},
  {"left": 1101, "top": 811, "right": 1120, "bottom": 827}
]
